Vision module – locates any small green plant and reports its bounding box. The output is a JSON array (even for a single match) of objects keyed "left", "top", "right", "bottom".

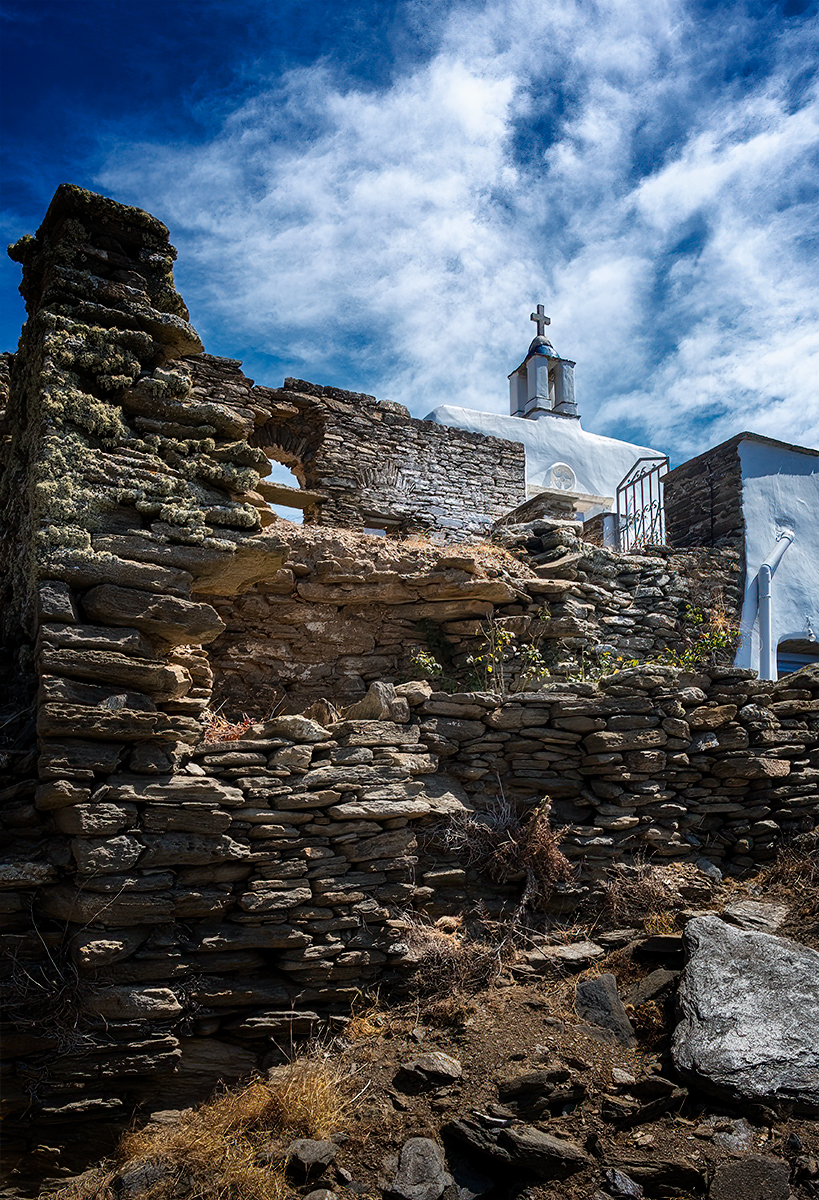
[
  {"left": 408, "top": 646, "right": 443, "bottom": 680},
  {"left": 466, "top": 617, "right": 516, "bottom": 692},
  {"left": 466, "top": 615, "right": 552, "bottom": 694},
  {"left": 660, "top": 601, "right": 741, "bottom": 669},
  {"left": 563, "top": 644, "right": 640, "bottom": 683},
  {"left": 516, "top": 641, "right": 549, "bottom": 689}
]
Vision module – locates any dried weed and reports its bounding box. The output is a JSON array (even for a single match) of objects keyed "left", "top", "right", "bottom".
[
  {"left": 757, "top": 834, "right": 819, "bottom": 891},
  {"left": 201, "top": 708, "right": 253, "bottom": 744},
  {"left": 398, "top": 911, "right": 505, "bottom": 998},
  {"left": 601, "top": 860, "right": 681, "bottom": 929},
  {"left": 54, "top": 1056, "right": 349, "bottom": 1200}
]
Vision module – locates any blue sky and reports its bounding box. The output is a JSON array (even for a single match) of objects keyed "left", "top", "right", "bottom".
[{"left": 2, "top": 0, "right": 818, "bottom": 465}]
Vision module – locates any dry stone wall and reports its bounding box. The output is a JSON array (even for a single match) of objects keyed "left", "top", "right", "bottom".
[
  {"left": 206, "top": 520, "right": 743, "bottom": 716},
  {"left": 409, "top": 667, "right": 819, "bottom": 882},
  {"left": 181, "top": 361, "right": 528, "bottom": 537},
  {"left": 3, "top": 667, "right": 818, "bottom": 1119}
]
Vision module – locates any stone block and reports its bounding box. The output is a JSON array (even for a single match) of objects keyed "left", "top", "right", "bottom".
[
  {"left": 72, "top": 834, "right": 143, "bottom": 874},
  {"left": 39, "top": 886, "right": 175, "bottom": 926},
  {"left": 35, "top": 780, "right": 92, "bottom": 810},
  {"left": 712, "top": 757, "right": 790, "bottom": 779},
  {"left": 54, "top": 804, "right": 137, "bottom": 835},
  {"left": 37, "top": 581, "right": 78, "bottom": 625},
  {"left": 672, "top": 915, "right": 819, "bottom": 1111},
  {"left": 40, "top": 646, "right": 191, "bottom": 700},
  {"left": 139, "top": 834, "right": 250, "bottom": 867},
  {"left": 85, "top": 986, "right": 183, "bottom": 1020},
  {"left": 687, "top": 704, "right": 738, "bottom": 729},
  {"left": 82, "top": 585, "right": 225, "bottom": 647}
]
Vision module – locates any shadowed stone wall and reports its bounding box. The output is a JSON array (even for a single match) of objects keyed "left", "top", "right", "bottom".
[{"left": 664, "top": 438, "right": 745, "bottom": 550}]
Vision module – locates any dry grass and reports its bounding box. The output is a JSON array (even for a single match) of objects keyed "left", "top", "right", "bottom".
[
  {"left": 601, "top": 860, "right": 682, "bottom": 929},
  {"left": 756, "top": 834, "right": 819, "bottom": 891},
  {"left": 431, "top": 797, "right": 573, "bottom": 914},
  {"left": 422, "top": 991, "right": 477, "bottom": 1027},
  {"left": 344, "top": 992, "right": 400, "bottom": 1042},
  {"left": 398, "top": 911, "right": 505, "bottom": 998},
  {"left": 202, "top": 709, "right": 253, "bottom": 744},
  {"left": 644, "top": 910, "right": 678, "bottom": 936},
  {"left": 52, "top": 1056, "right": 348, "bottom": 1200},
  {"left": 630, "top": 999, "right": 668, "bottom": 1047},
  {"left": 512, "top": 806, "right": 574, "bottom": 911}
]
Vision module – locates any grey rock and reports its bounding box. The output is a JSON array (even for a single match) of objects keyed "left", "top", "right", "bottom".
[
  {"left": 622, "top": 968, "right": 679, "bottom": 1009},
  {"left": 84, "top": 985, "right": 183, "bottom": 1020},
  {"left": 262, "top": 714, "right": 332, "bottom": 742},
  {"left": 139, "top": 833, "right": 249, "bottom": 867},
  {"left": 40, "top": 646, "right": 190, "bottom": 701},
  {"left": 605, "top": 1154, "right": 703, "bottom": 1192},
  {"left": 114, "top": 1160, "right": 172, "bottom": 1198},
  {"left": 499, "top": 1126, "right": 591, "bottom": 1177},
  {"left": 702, "top": 1116, "right": 755, "bottom": 1152},
  {"left": 389, "top": 1137, "right": 453, "bottom": 1200},
  {"left": 443, "top": 1119, "right": 513, "bottom": 1166},
  {"left": 709, "top": 1154, "right": 790, "bottom": 1200},
  {"left": 695, "top": 857, "right": 722, "bottom": 882},
  {"left": 672, "top": 915, "right": 819, "bottom": 1112},
  {"left": 443, "top": 1119, "right": 589, "bottom": 1177},
  {"left": 82, "top": 584, "right": 225, "bottom": 647},
  {"left": 286, "top": 1138, "right": 339, "bottom": 1179},
  {"left": 575, "top": 973, "right": 636, "bottom": 1047},
  {"left": 722, "top": 899, "right": 789, "bottom": 933},
  {"left": 37, "top": 580, "right": 78, "bottom": 624},
  {"left": 497, "top": 1066, "right": 583, "bottom": 1119},
  {"left": 344, "top": 681, "right": 396, "bottom": 720},
  {"left": 0, "top": 860, "right": 56, "bottom": 888},
  {"left": 530, "top": 940, "right": 604, "bottom": 970},
  {"left": 397, "top": 1051, "right": 463, "bottom": 1090},
  {"left": 603, "top": 1167, "right": 644, "bottom": 1197},
  {"left": 72, "top": 834, "right": 143, "bottom": 875}
]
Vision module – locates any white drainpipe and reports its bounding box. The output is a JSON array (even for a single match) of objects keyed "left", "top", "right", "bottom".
[{"left": 758, "top": 529, "right": 795, "bottom": 680}]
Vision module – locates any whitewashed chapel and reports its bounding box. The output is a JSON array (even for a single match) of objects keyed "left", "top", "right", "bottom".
[{"left": 428, "top": 306, "right": 819, "bottom": 682}]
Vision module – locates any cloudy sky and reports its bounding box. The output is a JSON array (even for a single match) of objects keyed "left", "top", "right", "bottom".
[{"left": 2, "top": 0, "right": 818, "bottom": 465}]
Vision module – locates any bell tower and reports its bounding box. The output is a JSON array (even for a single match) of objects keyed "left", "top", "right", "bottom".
[{"left": 509, "top": 305, "right": 578, "bottom": 420}]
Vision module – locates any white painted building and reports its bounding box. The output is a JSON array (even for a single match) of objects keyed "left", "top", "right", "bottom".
[
  {"left": 425, "top": 315, "right": 664, "bottom": 521},
  {"left": 733, "top": 435, "right": 819, "bottom": 679}
]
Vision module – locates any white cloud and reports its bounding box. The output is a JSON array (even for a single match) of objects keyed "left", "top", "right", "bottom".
[{"left": 97, "top": 0, "right": 819, "bottom": 461}]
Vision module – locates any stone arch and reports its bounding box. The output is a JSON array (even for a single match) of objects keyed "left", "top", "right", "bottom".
[{"left": 251, "top": 401, "right": 328, "bottom": 524}]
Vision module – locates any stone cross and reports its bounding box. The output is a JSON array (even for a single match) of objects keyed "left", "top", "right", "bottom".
[{"left": 530, "top": 304, "right": 551, "bottom": 337}]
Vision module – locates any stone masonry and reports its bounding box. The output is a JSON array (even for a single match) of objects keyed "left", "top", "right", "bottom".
[
  {"left": 1, "top": 186, "right": 817, "bottom": 1124},
  {"left": 664, "top": 437, "right": 746, "bottom": 550}
]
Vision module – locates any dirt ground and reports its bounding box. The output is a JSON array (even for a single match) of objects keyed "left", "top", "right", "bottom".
[{"left": 8, "top": 861, "right": 819, "bottom": 1200}]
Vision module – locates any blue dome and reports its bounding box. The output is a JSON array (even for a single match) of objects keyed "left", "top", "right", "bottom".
[{"left": 527, "top": 335, "right": 558, "bottom": 358}]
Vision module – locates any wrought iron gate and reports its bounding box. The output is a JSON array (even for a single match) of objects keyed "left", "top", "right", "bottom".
[{"left": 615, "top": 455, "right": 669, "bottom": 552}]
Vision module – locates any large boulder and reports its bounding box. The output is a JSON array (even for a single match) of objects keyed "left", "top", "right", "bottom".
[{"left": 672, "top": 915, "right": 819, "bottom": 1112}]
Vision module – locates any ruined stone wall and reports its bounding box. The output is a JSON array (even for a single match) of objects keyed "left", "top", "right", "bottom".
[
  {"left": 2, "top": 185, "right": 815, "bottom": 1133},
  {"left": 206, "top": 521, "right": 743, "bottom": 717},
  {"left": 180, "top": 362, "right": 528, "bottom": 537},
  {"left": 0, "top": 183, "right": 287, "bottom": 1117},
  {"left": 409, "top": 667, "right": 819, "bottom": 881},
  {"left": 3, "top": 666, "right": 818, "bottom": 1120}
]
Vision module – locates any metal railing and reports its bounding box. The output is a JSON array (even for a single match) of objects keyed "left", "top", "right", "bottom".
[{"left": 615, "top": 455, "right": 669, "bottom": 552}]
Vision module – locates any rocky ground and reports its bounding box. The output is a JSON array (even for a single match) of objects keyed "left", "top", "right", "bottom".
[{"left": 6, "top": 852, "right": 819, "bottom": 1200}]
